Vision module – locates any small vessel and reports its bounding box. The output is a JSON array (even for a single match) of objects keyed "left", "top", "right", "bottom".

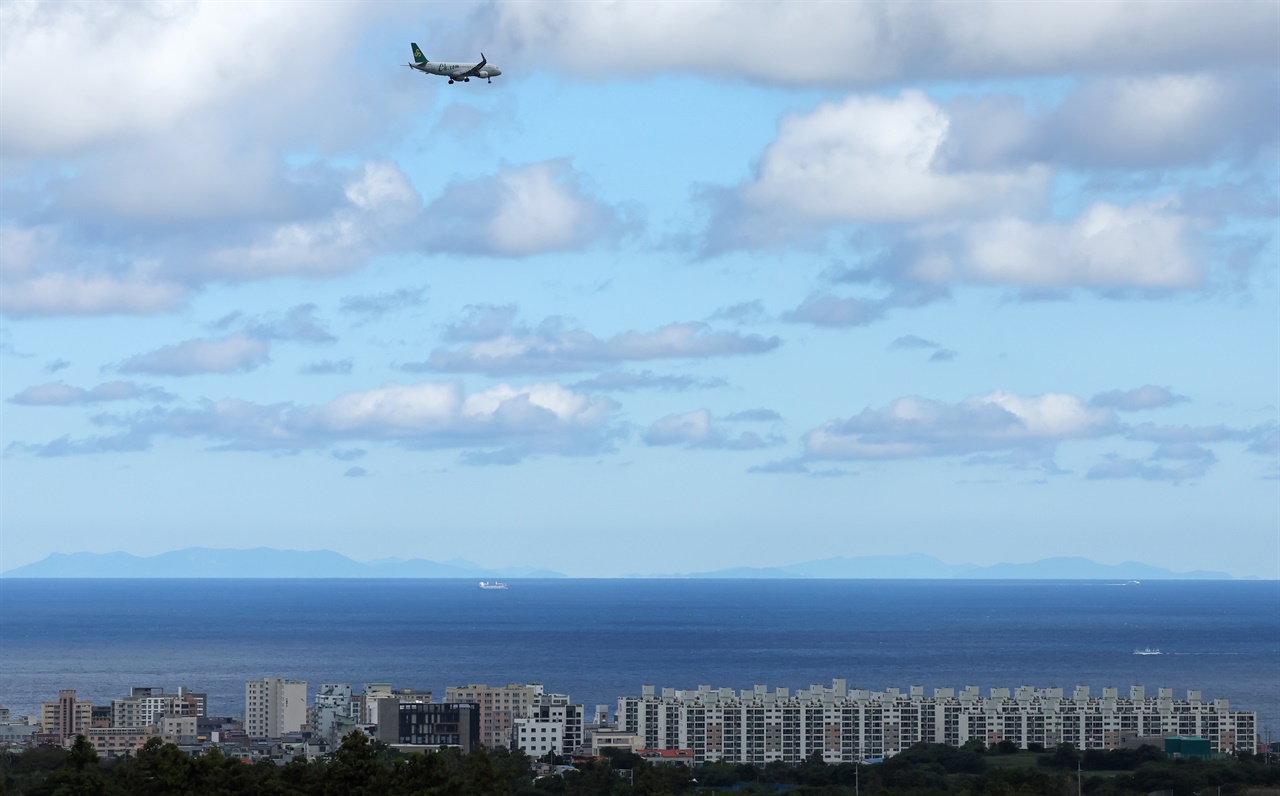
[
  {"left": 478, "top": 580, "right": 508, "bottom": 590},
  {"left": 1133, "top": 647, "right": 1162, "bottom": 655}
]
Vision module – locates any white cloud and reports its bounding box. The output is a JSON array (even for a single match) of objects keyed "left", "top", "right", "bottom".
[
  {"left": 199, "top": 162, "right": 420, "bottom": 280},
  {"left": 120, "top": 333, "right": 270, "bottom": 376},
  {"left": 643, "top": 408, "right": 774, "bottom": 450},
  {"left": 805, "top": 391, "right": 1116, "bottom": 460},
  {"left": 709, "top": 91, "right": 1049, "bottom": 243},
  {"left": 42, "top": 380, "right": 623, "bottom": 461},
  {"left": 944, "top": 73, "right": 1280, "bottom": 170},
  {"left": 419, "top": 161, "right": 632, "bottom": 257},
  {"left": 0, "top": 0, "right": 364, "bottom": 157},
  {"left": 957, "top": 201, "right": 1204, "bottom": 290},
  {"left": 412, "top": 320, "right": 780, "bottom": 375},
  {"left": 488, "top": 1, "right": 1277, "bottom": 86},
  {"left": 1090, "top": 385, "right": 1188, "bottom": 411}
]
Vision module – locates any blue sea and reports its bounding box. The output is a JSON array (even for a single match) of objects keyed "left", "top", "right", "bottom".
[{"left": 1, "top": 579, "right": 1277, "bottom": 733}]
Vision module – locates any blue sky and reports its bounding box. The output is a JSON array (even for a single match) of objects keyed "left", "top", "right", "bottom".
[{"left": 1, "top": 1, "right": 1277, "bottom": 577}]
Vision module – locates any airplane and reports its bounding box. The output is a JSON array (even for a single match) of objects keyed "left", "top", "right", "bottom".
[{"left": 405, "top": 43, "right": 501, "bottom": 84}]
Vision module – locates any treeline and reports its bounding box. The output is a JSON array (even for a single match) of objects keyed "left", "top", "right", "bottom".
[{"left": 3, "top": 733, "right": 1278, "bottom": 796}]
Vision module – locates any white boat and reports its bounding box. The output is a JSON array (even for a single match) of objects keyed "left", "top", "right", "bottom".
[
  {"left": 1133, "top": 647, "right": 1162, "bottom": 655},
  {"left": 478, "top": 580, "right": 508, "bottom": 590}
]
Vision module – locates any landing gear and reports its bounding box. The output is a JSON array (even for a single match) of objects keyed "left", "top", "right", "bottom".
[
  {"left": 448, "top": 79, "right": 454, "bottom": 84},
  {"left": 463, "top": 77, "right": 470, "bottom": 82},
  {"left": 487, "top": 78, "right": 492, "bottom": 84}
]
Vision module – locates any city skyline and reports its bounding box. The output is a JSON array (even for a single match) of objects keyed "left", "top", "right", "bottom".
[{"left": 1, "top": 1, "right": 1277, "bottom": 578}]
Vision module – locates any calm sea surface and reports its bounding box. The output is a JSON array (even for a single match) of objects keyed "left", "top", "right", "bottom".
[{"left": 1, "top": 579, "right": 1276, "bottom": 732}]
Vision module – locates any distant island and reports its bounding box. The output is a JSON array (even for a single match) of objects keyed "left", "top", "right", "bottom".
[{"left": 0, "top": 548, "right": 1234, "bottom": 579}]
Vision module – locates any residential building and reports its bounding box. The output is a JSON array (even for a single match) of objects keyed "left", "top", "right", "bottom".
[
  {"left": 445, "top": 682, "right": 543, "bottom": 750},
  {"left": 311, "top": 683, "right": 354, "bottom": 747},
  {"left": 513, "top": 693, "right": 584, "bottom": 758},
  {"left": 376, "top": 700, "right": 480, "bottom": 753},
  {"left": 590, "top": 730, "right": 643, "bottom": 756},
  {"left": 352, "top": 684, "right": 431, "bottom": 728},
  {"left": 112, "top": 686, "right": 206, "bottom": 728},
  {"left": 86, "top": 726, "right": 155, "bottom": 757},
  {"left": 618, "top": 681, "right": 1258, "bottom": 765},
  {"left": 40, "top": 690, "right": 92, "bottom": 742},
  {"left": 245, "top": 678, "right": 307, "bottom": 739}
]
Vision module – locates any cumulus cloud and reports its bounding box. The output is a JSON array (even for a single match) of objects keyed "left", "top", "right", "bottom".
[
  {"left": 1090, "top": 385, "right": 1188, "bottom": 411},
  {"left": 119, "top": 333, "right": 270, "bottom": 376},
  {"left": 804, "top": 391, "right": 1116, "bottom": 460},
  {"left": 944, "top": 73, "right": 1280, "bottom": 171},
  {"left": 407, "top": 319, "right": 780, "bottom": 376},
  {"left": 642, "top": 409, "right": 776, "bottom": 450},
  {"left": 889, "top": 200, "right": 1206, "bottom": 291},
  {"left": 44, "top": 381, "right": 623, "bottom": 463},
  {"left": 486, "top": 1, "right": 1278, "bottom": 86},
  {"left": 707, "top": 91, "right": 1049, "bottom": 246},
  {"left": 0, "top": 1, "right": 371, "bottom": 158},
  {"left": 198, "top": 161, "right": 421, "bottom": 280},
  {"left": 343, "top": 466, "right": 368, "bottom": 478},
  {"left": 417, "top": 161, "right": 635, "bottom": 257},
  {"left": 9, "top": 380, "right": 175, "bottom": 406},
  {"left": 0, "top": 225, "right": 190, "bottom": 318}
]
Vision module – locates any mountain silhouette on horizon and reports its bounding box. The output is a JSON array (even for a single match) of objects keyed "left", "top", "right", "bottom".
[{"left": 0, "top": 548, "right": 1233, "bottom": 579}]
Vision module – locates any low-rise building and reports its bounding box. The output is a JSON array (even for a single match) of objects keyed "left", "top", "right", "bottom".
[
  {"left": 86, "top": 726, "right": 155, "bottom": 757},
  {"left": 377, "top": 700, "right": 480, "bottom": 754}
]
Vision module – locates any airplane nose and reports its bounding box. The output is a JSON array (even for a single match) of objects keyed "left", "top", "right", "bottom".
[{"left": 490, "top": 67, "right": 501, "bottom": 76}]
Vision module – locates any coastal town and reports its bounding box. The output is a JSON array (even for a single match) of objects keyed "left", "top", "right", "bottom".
[{"left": 2, "top": 678, "right": 1261, "bottom": 766}]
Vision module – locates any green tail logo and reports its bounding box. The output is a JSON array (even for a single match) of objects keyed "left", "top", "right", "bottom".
[{"left": 411, "top": 43, "right": 428, "bottom": 64}]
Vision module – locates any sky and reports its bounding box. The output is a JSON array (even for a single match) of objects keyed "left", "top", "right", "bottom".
[{"left": 1, "top": 1, "right": 1277, "bottom": 578}]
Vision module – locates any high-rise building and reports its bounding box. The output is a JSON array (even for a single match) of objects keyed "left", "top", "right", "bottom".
[
  {"left": 245, "top": 678, "right": 307, "bottom": 739},
  {"left": 618, "top": 681, "right": 1258, "bottom": 765},
  {"left": 40, "top": 690, "right": 92, "bottom": 742},
  {"left": 444, "top": 683, "right": 543, "bottom": 749}
]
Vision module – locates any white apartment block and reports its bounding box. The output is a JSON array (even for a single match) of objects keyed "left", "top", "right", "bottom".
[
  {"left": 111, "top": 687, "right": 204, "bottom": 728},
  {"left": 245, "top": 678, "right": 307, "bottom": 739},
  {"left": 516, "top": 717, "right": 564, "bottom": 758},
  {"left": 444, "top": 683, "right": 544, "bottom": 750},
  {"left": 512, "top": 693, "right": 585, "bottom": 758},
  {"left": 618, "top": 681, "right": 1258, "bottom": 765}
]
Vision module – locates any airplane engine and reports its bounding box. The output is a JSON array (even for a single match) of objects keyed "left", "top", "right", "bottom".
[{"left": 477, "top": 70, "right": 489, "bottom": 78}]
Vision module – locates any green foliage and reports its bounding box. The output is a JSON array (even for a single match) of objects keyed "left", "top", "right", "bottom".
[{"left": 2, "top": 739, "right": 1277, "bottom": 795}]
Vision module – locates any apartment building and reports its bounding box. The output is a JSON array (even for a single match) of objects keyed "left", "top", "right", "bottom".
[
  {"left": 444, "top": 683, "right": 543, "bottom": 749},
  {"left": 618, "top": 681, "right": 1258, "bottom": 765},
  {"left": 513, "top": 693, "right": 584, "bottom": 758},
  {"left": 377, "top": 701, "right": 481, "bottom": 753},
  {"left": 40, "top": 690, "right": 92, "bottom": 742},
  {"left": 244, "top": 678, "right": 307, "bottom": 739},
  {"left": 111, "top": 686, "right": 205, "bottom": 728}
]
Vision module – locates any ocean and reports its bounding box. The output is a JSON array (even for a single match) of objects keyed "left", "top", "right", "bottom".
[{"left": 1, "top": 579, "right": 1276, "bottom": 733}]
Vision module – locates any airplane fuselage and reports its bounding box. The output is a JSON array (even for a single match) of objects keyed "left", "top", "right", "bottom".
[{"left": 407, "top": 46, "right": 502, "bottom": 84}]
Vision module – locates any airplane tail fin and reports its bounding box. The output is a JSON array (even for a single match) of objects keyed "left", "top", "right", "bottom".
[{"left": 410, "top": 43, "right": 429, "bottom": 64}]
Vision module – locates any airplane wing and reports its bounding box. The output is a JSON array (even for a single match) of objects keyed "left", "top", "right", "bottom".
[{"left": 458, "top": 53, "right": 488, "bottom": 78}]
